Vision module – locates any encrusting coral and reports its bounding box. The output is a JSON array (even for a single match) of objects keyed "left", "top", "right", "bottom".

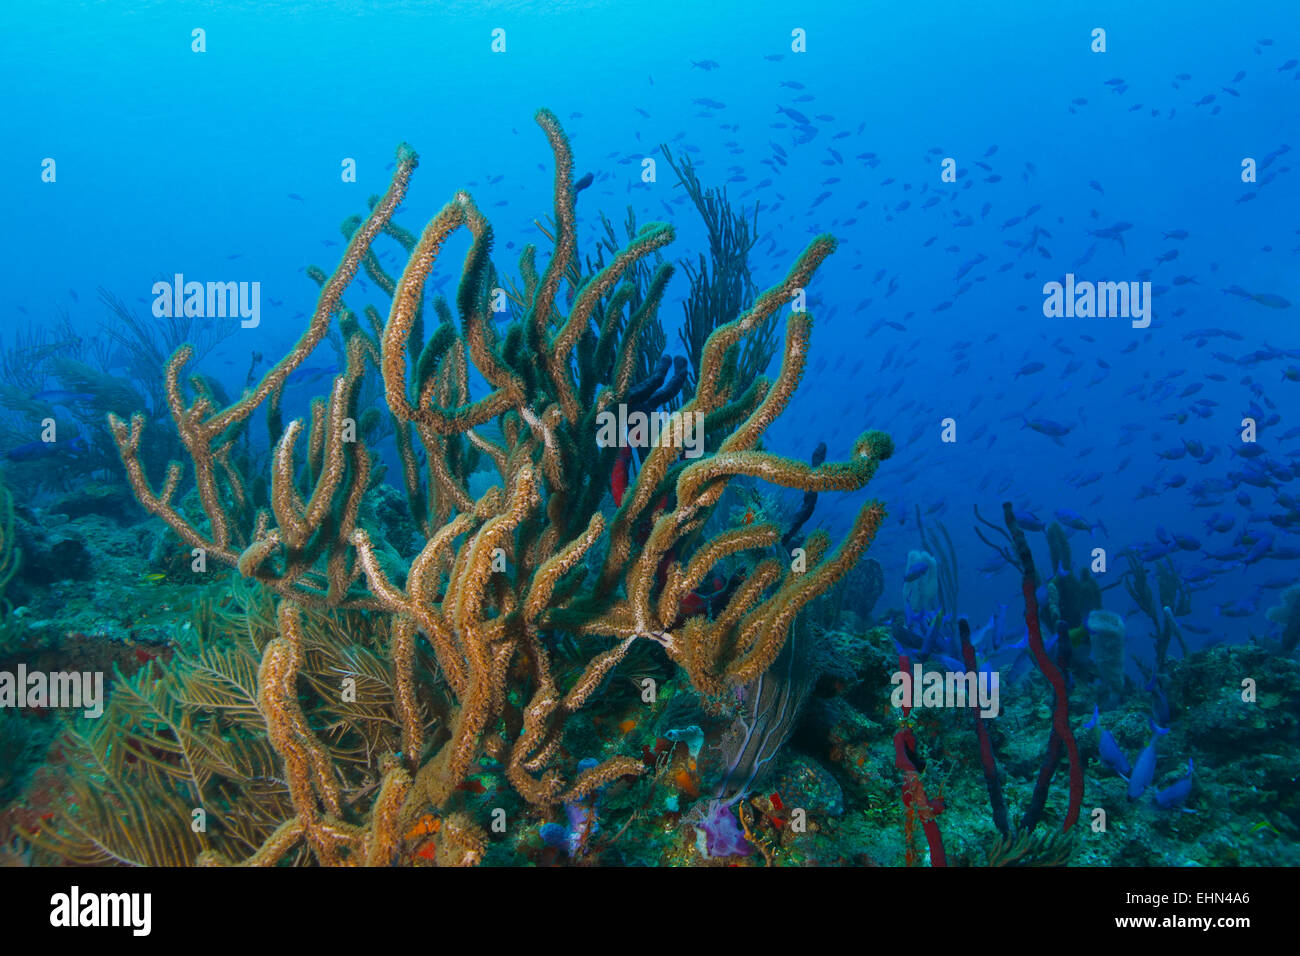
[{"left": 38, "top": 109, "right": 890, "bottom": 865}]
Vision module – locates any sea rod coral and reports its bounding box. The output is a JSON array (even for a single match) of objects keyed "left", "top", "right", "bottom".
[{"left": 55, "top": 109, "right": 889, "bottom": 865}]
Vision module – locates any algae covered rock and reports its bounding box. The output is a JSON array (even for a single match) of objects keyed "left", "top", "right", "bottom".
[
  {"left": 772, "top": 752, "right": 845, "bottom": 819},
  {"left": 48, "top": 483, "right": 136, "bottom": 523},
  {"left": 1171, "top": 643, "right": 1299, "bottom": 754},
  {"left": 15, "top": 521, "right": 92, "bottom": 584}
]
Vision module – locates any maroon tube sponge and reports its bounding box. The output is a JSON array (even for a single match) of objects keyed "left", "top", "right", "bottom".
[{"left": 1003, "top": 503, "right": 1083, "bottom": 832}]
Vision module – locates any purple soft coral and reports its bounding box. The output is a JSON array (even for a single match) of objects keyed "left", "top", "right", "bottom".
[{"left": 688, "top": 799, "right": 752, "bottom": 859}]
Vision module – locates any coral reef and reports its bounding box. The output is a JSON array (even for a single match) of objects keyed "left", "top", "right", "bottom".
[{"left": 36, "top": 109, "right": 891, "bottom": 866}]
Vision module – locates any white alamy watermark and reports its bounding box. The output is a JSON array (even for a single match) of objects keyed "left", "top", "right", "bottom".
[
  {"left": 890, "top": 663, "right": 1000, "bottom": 718},
  {"left": 152, "top": 273, "right": 260, "bottom": 328},
  {"left": 0, "top": 664, "right": 104, "bottom": 718},
  {"left": 1042, "top": 273, "right": 1152, "bottom": 329},
  {"left": 595, "top": 404, "right": 705, "bottom": 458},
  {"left": 50, "top": 886, "right": 151, "bottom": 936}
]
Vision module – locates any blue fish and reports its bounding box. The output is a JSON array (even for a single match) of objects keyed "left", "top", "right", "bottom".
[
  {"left": 1082, "top": 703, "right": 1100, "bottom": 730},
  {"left": 1147, "top": 678, "right": 1171, "bottom": 726},
  {"left": 1013, "top": 509, "right": 1044, "bottom": 532},
  {"left": 934, "top": 653, "right": 965, "bottom": 674},
  {"left": 903, "top": 560, "right": 930, "bottom": 582},
  {"left": 981, "top": 636, "right": 1032, "bottom": 682},
  {"left": 1021, "top": 417, "right": 1073, "bottom": 440},
  {"left": 1100, "top": 728, "right": 1131, "bottom": 777},
  {"left": 1054, "top": 509, "right": 1108, "bottom": 535},
  {"left": 286, "top": 365, "right": 341, "bottom": 388},
  {"left": 5, "top": 436, "right": 88, "bottom": 462},
  {"left": 1125, "top": 719, "right": 1169, "bottom": 800},
  {"left": 1153, "top": 759, "right": 1195, "bottom": 810}
]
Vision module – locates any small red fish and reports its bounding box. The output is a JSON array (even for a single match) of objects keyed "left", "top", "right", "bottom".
[
  {"left": 680, "top": 592, "right": 708, "bottom": 617},
  {"left": 679, "top": 573, "right": 727, "bottom": 619},
  {"left": 611, "top": 446, "right": 632, "bottom": 505}
]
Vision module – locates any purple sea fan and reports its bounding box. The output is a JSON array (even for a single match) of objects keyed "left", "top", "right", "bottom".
[{"left": 686, "top": 616, "right": 820, "bottom": 857}]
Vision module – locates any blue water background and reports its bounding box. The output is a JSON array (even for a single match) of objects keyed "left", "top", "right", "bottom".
[{"left": 4, "top": 0, "right": 1298, "bottom": 665}]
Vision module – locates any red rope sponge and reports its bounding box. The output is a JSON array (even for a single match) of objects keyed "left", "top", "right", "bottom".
[{"left": 1003, "top": 503, "right": 1083, "bottom": 832}]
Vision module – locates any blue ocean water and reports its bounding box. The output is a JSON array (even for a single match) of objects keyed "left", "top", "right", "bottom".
[
  {"left": 1, "top": 0, "right": 1297, "bottom": 870},
  {"left": 7, "top": 0, "right": 1295, "bottom": 651}
]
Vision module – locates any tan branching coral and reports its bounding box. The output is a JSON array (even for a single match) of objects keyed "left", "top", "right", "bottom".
[
  {"left": 107, "top": 146, "right": 419, "bottom": 611},
  {"left": 67, "top": 108, "right": 890, "bottom": 866}
]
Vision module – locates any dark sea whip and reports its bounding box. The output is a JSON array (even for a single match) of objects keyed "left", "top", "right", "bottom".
[{"left": 959, "top": 618, "right": 1009, "bottom": 836}]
